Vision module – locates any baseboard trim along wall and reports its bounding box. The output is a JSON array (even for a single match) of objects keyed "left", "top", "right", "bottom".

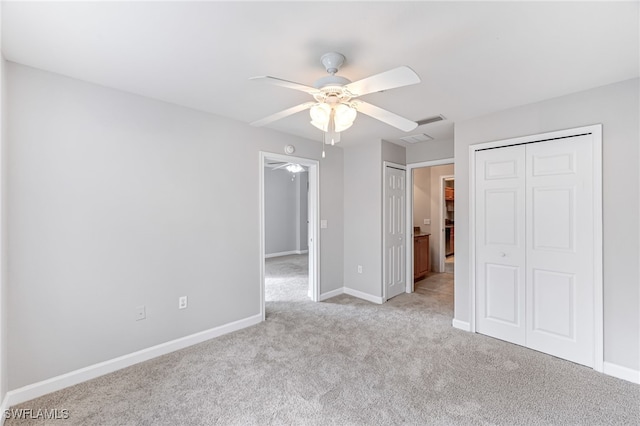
[
  {"left": 319, "top": 287, "right": 344, "bottom": 301},
  {"left": 603, "top": 362, "right": 640, "bottom": 384},
  {"left": 343, "top": 287, "right": 384, "bottom": 304},
  {"left": 264, "top": 250, "right": 308, "bottom": 259},
  {"left": 452, "top": 319, "right": 472, "bottom": 332},
  {"left": 3, "top": 313, "right": 263, "bottom": 409},
  {"left": 1, "top": 394, "right": 9, "bottom": 426}
]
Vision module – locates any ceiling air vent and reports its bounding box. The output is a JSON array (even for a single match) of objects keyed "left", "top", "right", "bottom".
[
  {"left": 416, "top": 114, "right": 446, "bottom": 126},
  {"left": 401, "top": 133, "right": 434, "bottom": 144}
]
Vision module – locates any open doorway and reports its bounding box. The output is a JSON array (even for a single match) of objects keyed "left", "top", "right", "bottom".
[
  {"left": 407, "top": 160, "right": 454, "bottom": 310},
  {"left": 259, "top": 152, "right": 319, "bottom": 320}
]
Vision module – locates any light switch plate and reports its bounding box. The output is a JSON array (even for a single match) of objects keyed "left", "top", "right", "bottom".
[
  {"left": 424, "top": 219, "right": 431, "bottom": 225},
  {"left": 320, "top": 220, "right": 327, "bottom": 229}
]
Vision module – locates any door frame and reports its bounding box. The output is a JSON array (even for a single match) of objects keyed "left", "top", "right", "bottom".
[
  {"left": 440, "top": 175, "right": 454, "bottom": 273},
  {"left": 468, "top": 124, "right": 603, "bottom": 372},
  {"left": 405, "top": 158, "right": 455, "bottom": 293},
  {"left": 382, "top": 161, "right": 407, "bottom": 301},
  {"left": 259, "top": 151, "right": 320, "bottom": 321}
]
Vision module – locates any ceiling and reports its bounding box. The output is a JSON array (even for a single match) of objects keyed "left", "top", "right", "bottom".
[{"left": 2, "top": 1, "right": 638, "bottom": 147}]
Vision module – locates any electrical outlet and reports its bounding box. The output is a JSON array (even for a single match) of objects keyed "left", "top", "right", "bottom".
[
  {"left": 135, "top": 305, "right": 146, "bottom": 321},
  {"left": 357, "top": 265, "right": 363, "bottom": 274},
  {"left": 424, "top": 219, "right": 431, "bottom": 225},
  {"left": 178, "top": 296, "right": 188, "bottom": 310}
]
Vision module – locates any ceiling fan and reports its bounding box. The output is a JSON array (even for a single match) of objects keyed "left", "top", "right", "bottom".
[
  {"left": 266, "top": 161, "right": 305, "bottom": 174},
  {"left": 250, "top": 52, "right": 421, "bottom": 150}
]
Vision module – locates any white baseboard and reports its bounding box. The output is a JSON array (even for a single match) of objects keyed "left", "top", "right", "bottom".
[
  {"left": 603, "top": 361, "right": 640, "bottom": 384},
  {"left": 1, "top": 393, "right": 9, "bottom": 426},
  {"left": 452, "top": 318, "right": 471, "bottom": 332},
  {"left": 4, "top": 313, "right": 262, "bottom": 409},
  {"left": 264, "top": 250, "right": 308, "bottom": 259},
  {"left": 319, "top": 287, "right": 344, "bottom": 301},
  {"left": 343, "top": 287, "right": 384, "bottom": 304}
]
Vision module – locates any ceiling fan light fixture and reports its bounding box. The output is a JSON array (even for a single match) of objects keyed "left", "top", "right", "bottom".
[
  {"left": 310, "top": 103, "right": 331, "bottom": 131},
  {"left": 285, "top": 164, "right": 304, "bottom": 173},
  {"left": 333, "top": 103, "right": 357, "bottom": 132}
]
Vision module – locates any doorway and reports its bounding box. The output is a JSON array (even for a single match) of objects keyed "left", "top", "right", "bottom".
[
  {"left": 406, "top": 159, "right": 455, "bottom": 308},
  {"left": 259, "top": 152, "right": 319, "bottom": 321}
]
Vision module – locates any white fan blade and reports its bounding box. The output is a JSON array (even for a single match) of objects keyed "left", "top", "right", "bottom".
[
  {"left": 355, "top": 101, "right": 418, "bottom": 132},
  {"left": 345, "top": 66, "right": 420, "bottom": 97},
  {"left": 250, "top": 76, "right": 319, "bottom": 94},
  {"left": 271, "top": 163, "right": 289, "bottom": 170},
  {"left": 251, "top": 102, "right": 315, "bottom": 127}
]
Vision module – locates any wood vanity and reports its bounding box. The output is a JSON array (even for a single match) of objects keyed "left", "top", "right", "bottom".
[{"left": 413, "top": 232, "right": 430, "bottom": 280}]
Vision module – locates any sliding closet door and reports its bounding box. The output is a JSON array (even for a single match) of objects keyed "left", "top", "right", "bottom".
[
  {"left": 525, "top": 136, "right": 594, "bottom": 367},
  {"left": 475, "top": 133, "right": 596, "bottom": 368},
  {"left": 475, "top": 146, "right": 526, "bottom": 345}
]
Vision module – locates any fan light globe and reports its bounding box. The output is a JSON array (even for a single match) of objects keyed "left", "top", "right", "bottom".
[
  {"left": 310, "top": 103, "right": 331, "bottom": 131},
  {"left": 334, "top": 103, "right": 357, "bottom": 132}
]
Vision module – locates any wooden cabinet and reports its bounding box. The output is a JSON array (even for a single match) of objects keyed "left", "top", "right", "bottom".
[
  {"left": 413, "top": 234, "right": 430, "bottom": 280},
  {"left": 445, "top": 187, "right": 455, "bottom": 201}
]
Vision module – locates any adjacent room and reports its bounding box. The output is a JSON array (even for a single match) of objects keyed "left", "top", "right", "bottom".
[{"left": 0, "top": 1, "right": 638, "bottom": 425}]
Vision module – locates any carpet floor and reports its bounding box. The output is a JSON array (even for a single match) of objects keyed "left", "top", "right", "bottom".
[{"left": 6, "top": 255, "right": 639, "bottom": 425}]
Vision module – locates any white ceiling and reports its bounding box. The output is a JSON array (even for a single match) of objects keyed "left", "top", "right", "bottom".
[{"left": 2, "top": 1, "right": 638, "bottom": 147}]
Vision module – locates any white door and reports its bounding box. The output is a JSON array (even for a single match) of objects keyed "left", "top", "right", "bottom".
[
  {"left": 525, "top": 136, "right": 594, "bottom": 366},
  {"left": 475, "top": 135, "right": 595, "bottom": 367},
  {"left": 476, "top": 146, "right": 527, "bottom": 345},
  {"left": 384, "top": 166, "right": 406, "bottom": 300}
]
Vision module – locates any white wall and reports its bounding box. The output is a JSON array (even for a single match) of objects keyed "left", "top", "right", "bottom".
[
  {"left": 264, "top": 168, "right": 307, "bottom": 256},
  {"left": 454, "top": 78, "right": 640, "bottom": 371},
  {"left": 297, "top": 171, "right": 308, "bottom": 252},
  {"left": 6, "top": 62, "right": 344, "bottom": 390}
]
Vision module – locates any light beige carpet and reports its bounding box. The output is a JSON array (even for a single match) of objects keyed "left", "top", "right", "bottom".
[{"left": 6, "top": 256, "right": 639, "bottom": 425}]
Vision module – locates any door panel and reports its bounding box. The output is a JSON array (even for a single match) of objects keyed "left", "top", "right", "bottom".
[
  {"left": 525, "top": 136, "right": 594, "bottom": 367},
  {"left": 475, "top": 146, "right": 526, "bottom": 345},
  {"left": 385, "top": 167, "right": 406, "bottom": 300}
]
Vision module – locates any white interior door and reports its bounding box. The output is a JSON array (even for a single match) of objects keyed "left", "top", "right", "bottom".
[
  {"left": 475, "top": 134, "right": 596, "bottom": 367},
  {"left": 384, "top": 166, "right": 406, "bottom": 300},
  {"left": 475, "top": 146, "right": 526, "bottom": 345},
  {"left": 525, "top": 136, "right": 594, "bottom": 367}
]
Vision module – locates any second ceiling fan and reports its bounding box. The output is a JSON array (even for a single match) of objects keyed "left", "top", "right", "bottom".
[{"left": 250, "top": 52, "right": 421, "bottom": 146}]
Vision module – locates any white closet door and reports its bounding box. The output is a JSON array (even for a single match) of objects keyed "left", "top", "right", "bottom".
[
  {"left": 525, "top": 135, "right": 594, "bottom": 367},
  {"left": 475, "top": 146, "right": 526, "bottom": 345}
]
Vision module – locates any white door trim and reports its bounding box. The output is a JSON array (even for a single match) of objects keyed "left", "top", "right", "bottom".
[
  {"left": 259, "top": 151, "right": 320, "bottom": 321},
  {"left": 382, "top": 161, "right": 406, "bottom": 301},
  {"left": 440, "top": 175, "right": 454, "bottom": 273},
  {"left": 405, "top": 158, "right": 455, "bottom": 293},
  {"left": 468, "top": 124, "right": 603, "bottom": 372}
]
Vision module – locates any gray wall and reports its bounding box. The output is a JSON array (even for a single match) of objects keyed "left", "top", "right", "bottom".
[
  {"left": 264, "top": 168, "right": 307, "bottom": 256},
  {"left": 6, "top": 62, "right": 344, "bottom": 389},
  {"left": 454, "top": 78, "right": 639, "bottom": 371},
  {"left": 413, "top": 167, "right": 431, "bottom": 235},
  {"left": 344, "top": 142, "right": 382, "bottom": 296},
  {"left": 406, "top": 138, "right": 454, "bottom": 164},
  {"left": 0, "top": 54, "right": 7, "bottom": 402},
  {"left": 343, "top": 140, "right": 407, "bottom": 299}
]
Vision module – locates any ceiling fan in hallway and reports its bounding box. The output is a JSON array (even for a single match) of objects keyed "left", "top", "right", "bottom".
[{"left": 250, "top": 52, "right": 421, "bottom": 156}]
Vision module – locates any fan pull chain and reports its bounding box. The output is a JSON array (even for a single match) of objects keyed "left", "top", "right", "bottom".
[{"left": 322, "top": 132, "right": 326, "bottom": 158}]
